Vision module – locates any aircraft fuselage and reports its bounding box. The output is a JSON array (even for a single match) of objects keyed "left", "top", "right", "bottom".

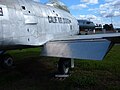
[{"left": 0, "top": 0, "right": 79, "bottom": 50}]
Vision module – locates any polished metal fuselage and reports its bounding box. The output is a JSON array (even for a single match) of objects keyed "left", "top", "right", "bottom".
[{"left": 0, "top": 0, "right": 79, "bottom": 50}]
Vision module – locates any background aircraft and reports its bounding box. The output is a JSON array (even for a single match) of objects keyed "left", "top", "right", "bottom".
[{"left": 0, "top": 0, "right": 120, "bottom": 75}]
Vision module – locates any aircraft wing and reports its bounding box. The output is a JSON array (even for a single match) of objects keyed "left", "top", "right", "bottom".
[
  {"left": 52, "top": 33, "right": 120, "bottom": 42},
  {"left": 41, "top": 33, "right": 120, "bottom": 60}
]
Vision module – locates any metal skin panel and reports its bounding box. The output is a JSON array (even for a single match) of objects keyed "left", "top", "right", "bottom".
[
  {"left": 24, "top": 15, "right": 38, "bottom": 24},
  {"left": 41, "top": 39, "right": 111, "bottom": 60},
  {"left": 0, "top": 5, "right": 9, "bottom": 21}
]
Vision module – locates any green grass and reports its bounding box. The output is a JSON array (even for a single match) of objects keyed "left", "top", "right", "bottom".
[
  {"left": 67, "top": 45, "right": 120, "bottom": 89},
  {"left": 0, "top": 45, "right": 119, "bottom": 90}
]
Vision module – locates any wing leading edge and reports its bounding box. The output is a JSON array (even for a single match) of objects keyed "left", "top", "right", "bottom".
[{"left": 41, "top": 33, "right": 120, "bottom": 60}]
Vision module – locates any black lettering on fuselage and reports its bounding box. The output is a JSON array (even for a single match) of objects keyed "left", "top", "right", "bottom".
[
  {"left": 0, "top": 7, "right": 3, "bottom": 16},
  {"left": 58, "top": 17, "right": 62, "bottom": 23},
  {"left": 48, "top": 16, "right": 71, "bottom": 24}
]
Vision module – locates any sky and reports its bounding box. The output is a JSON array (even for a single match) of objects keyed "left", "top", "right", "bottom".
[{"left": 34, "top": 0, "right": 120, "bottom": 28}]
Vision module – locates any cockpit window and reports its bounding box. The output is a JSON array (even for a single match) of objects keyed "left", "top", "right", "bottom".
[
  {"left": 86, "top": 22, "right": 90, "bottom": 24},
  {"left": 0, "top": 7, "right": 3, "bottom": 16}
]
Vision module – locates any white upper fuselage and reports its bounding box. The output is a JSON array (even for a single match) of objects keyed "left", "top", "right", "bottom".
[{"left": 0, "top": 0, "right": 79, "bottom": 49}]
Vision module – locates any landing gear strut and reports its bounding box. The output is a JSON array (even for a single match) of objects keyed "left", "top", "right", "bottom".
[
  {"left": 58, "top": 58, "right": 71, "bottom": 74},
  {"left": 55, "top": 58, "right": 74, "bottom": 78}
]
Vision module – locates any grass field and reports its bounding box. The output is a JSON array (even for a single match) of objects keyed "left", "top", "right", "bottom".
[{"left": 0, "top": 45, "right": 120, "bottom": 90}]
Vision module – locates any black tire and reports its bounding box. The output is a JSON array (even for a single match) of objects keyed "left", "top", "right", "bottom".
[
  {"left": 1, "top": 54, "right": 14, "bottom": 69},
  {"left": 58, "top": 58, "right": 71, "bottom": 74}
]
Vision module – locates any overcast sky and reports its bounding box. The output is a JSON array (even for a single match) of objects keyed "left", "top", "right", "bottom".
[{"left": 38, "top": 0, "right": 120, "bottom": 28}]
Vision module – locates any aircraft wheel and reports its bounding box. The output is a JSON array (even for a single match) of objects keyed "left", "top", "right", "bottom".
[
  {"left": 58, "top": 58, "right": 71, "bottom": 74},
  {"left": 1, "top": 54, "right": 14, "bottom": 69}
]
